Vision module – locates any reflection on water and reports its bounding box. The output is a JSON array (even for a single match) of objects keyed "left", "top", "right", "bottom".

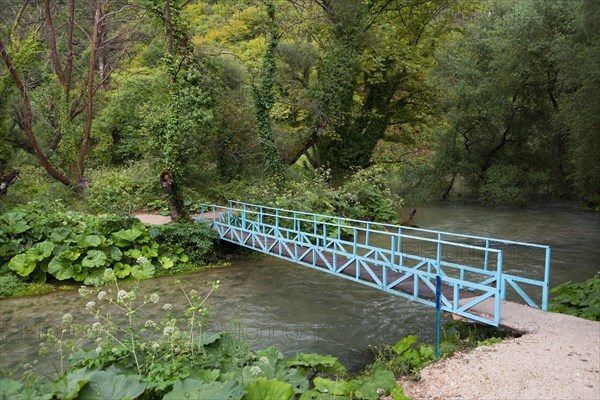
[{"left": 1, "top": 203, "right": 598, "bottom": 376}]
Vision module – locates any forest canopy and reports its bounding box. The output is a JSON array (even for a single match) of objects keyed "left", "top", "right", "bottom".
[{"left": 1, "top": 0, "right": 599, "bottom": 213}]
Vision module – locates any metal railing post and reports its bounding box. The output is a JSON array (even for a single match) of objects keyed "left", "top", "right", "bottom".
[
  {"left": 495, "top": 250, "right": 503, "bottom": 325},
  {"left": 436, "top": 232, "right": 442, "bottom": 275},
  {"left": 543, "top": 247, "right": 551, "bottom": 310},
  {"left": 484, "top": 240, "right": 490, "bottom": 271}
]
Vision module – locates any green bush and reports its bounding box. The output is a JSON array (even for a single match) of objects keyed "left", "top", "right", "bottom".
[
  {"left": 549, "top": 275, "right": 600, "bottom": 321},
  {"left": 0, "top": 204, "right": 216, "bottom": 287},
  {"left": 85, "top": 161, "right": 160, "bottom": 214},
  {"left": 0, "top": 271, "right": 28, "bottom": 298},
  {"left": 245, "top": 167, "right": 402, "bottom": 223}
]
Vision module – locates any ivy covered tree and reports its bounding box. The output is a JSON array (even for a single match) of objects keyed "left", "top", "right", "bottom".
[{"left": 431, "top": 0, "right": 600, "bottom": 206}]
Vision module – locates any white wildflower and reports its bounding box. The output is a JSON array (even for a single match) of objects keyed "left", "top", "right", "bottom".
[
  {"left": 103, "top": 268, "right": 116, "bottom": 282},
  {"left": 189, "top": 289, "right": 198, "bottom": 297},
  {"left": 111, "top": 348, "right": 119, "bottom": 354},
  {"left": 259, "top": 356, "right": 269, "bottom": 364},
  {"left": 96, "top": 337, "right": 103, "bottom": 344},
  {"left": 250, "top": 366, "right": 262, "bottom": 376},
  {"left": 62, "top": 313, "right": 73, "bottom": 324},
  {"left": 162, "top": 303, "right": 173, "bottom": 311},
  {"left": 149, "top": 293, "right": 159, "bottom": 304},
  {"left": 91, "top": 322, "right": 102, "bottom": 331},
  {"left": 97, "top": 291, "right": 107, "bottom": 300},
  {"left": 163, "top": 326, "right": 176, "bottom": 337},
  {"left": 376, "top": 388, "right": 386, "bottom": 395},
  {"left": 85, "top": 301, "right": 96, "bottom": 310},
  {"left": 95, "top": 347, "right": 102, "bottom": 355},
  {"left": 136, "top": 256, "right": 149, "bottom": 264},
  {"left": 117, "top": 290, "right": 128, "bottom": 301},
  {"left": 78, "top": 286, "right": 90, "bottom": 297},
  {"left": 145, "top": 320, "right": 156, "bottom": 328},
  {"left": 152, "top": 342, "right": 160, "bottom": 350}
]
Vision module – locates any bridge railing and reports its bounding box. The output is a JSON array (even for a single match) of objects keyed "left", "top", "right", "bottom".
[
  {"left": 195, "top": 201, "right": 550, "bottom": 324},
  {"left": 223, "top": 201, "right": 551, "bottom": 310}
]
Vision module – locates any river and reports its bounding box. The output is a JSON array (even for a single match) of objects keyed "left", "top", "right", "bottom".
[{"left": 1, "top": 203, "right": 598, "bottom": 376}]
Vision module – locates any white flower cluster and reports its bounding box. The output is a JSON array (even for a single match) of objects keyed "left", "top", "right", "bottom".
[
  {"left": 117, "top": 290, "right": 128, "bottom": 301},
  {"left": 250, "top": 366, "right": 262, "bottom": 376},
  {"left": 85, "top": 301, "right": 96, "bottom": 310},
  {"left": 149, "top": 293, "right": 160, "bottom": 304},
  {"left": 162, "top": 303, "right": 173, "bottom": 311},
  {"left": 62, "top": 313, "right": 73, "bottom": 324},
  {"left": 136, "top": 256, "right": 149, "bottom": 264},
  {"left": 97, "top": 291, "right": 107, "bottom": 300}
]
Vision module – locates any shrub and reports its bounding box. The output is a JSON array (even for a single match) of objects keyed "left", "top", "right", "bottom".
[
  {"left": 0, "top": 204, "right": 216, "bottom": 286},
  {"left": 549, "top": 275, "right": 600, "bottom": 321},
  {"left": 85, "top": 161, "right": 160, "bottom": 214}
]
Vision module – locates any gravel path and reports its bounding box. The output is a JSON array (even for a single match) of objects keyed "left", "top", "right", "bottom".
[{"left": 400, "top": 307, "right": 600, "bottom": 400}]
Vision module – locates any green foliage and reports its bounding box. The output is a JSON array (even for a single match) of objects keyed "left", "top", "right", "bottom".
[
  {"left": 0, "top": 204, "right": 215, "bottom": 287},
  {"left": 149, "top": 222, "right": 218, "bottom": 269},
  {"left": 247, "top": 167, "right": 402, "bottom": 224},
  {"left": 432, "top": 0, "right": 600, "bottom": 204},
  {"left": 4, "top": 279, "right": 404, "bottom": 399},
  {"left": 369, "top": 321, "right": 510, "bottom": 380},
  {"left": 549, "top": 275, "right": 600, "bottom": 321}
]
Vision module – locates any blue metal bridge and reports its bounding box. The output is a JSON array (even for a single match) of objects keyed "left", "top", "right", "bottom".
[{"left": 195, "top": 201, "right": 551, "bottom": 327}]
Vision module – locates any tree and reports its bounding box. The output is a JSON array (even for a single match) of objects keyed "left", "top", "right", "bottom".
[
  {"left": 431, "top": 0, "right": 600, "bottom": 205},
  {"left": 252, "top": 0, "right": 285, "bottom": 184},
  {"left": 1, "top": 0, "right": 141, "bottom": 191}
]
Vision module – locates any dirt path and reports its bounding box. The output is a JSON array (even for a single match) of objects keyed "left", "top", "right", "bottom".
[{"left": 401, "top": 307, "right": 600, "bottom": 400}]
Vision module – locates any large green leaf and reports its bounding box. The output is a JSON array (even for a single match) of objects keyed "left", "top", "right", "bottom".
[
  {"left": 349, "top": 369, "right": 397, "bottom": 400},
  {"left": 159, "top": 256, "right": 174, "bottom": 269},
  {"left": 114, "top": 262, "right": 131, "bottom": 279},
  {"left": 76, "top": 370, "right": 146, "bottom": 400},
  {"left": 285, "top": 353, "right": 347, "bottom": 376},
  {"left": 313, "top": 377, "right": 352, "bottom": 396},
  {"left": 105, "top": 245, "right": 123, "bottom": 261},
  {"left": 48, "top": 257, "right": 76, "bottom": 280},
  {"left": 50, "top": 228, "right": 72, "bottom": 243},
  {"left": 83, "top": 268, "right": 107, "bottom": 286},
  {"left": 243, "top": 379, "right": 293, "bottom": 400},
  {"left": 112, "top": 228, "right": 143, "bottom": 246},
  {"left": 81, "top": 250, "right": 108, "bottom": 268},
  {"left": 54, "top": 367, "right": 95, "bottom": 400},
  {"left": 188, "top": 369, "right": 220, "bottom": 383},
  {"left": 78, "top": 235, "right": 103, "bottom": 248},
  {"left": 0, "top": 378, "right": 23, "bottom": 399},
  {"left": 8, "top": 254, "right": 36, "bottom": 276},
  {"left": 131, "top": 262, "right": 155, "bottom": 279},
  {"left": 275, "top": 368, "right": 309, "bottom": 396},
  {"left": 163, "top": 379, "right": 244, "bottom": 400},
  {"left": 4, "top": 219, "right": 30, "bottom": 235},
  {"left": 27, "top": 241, "right": 55, "bottom": 261}
]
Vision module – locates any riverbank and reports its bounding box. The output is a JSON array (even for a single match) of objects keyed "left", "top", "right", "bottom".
[{"left": 400, "top": 307, "right": 600, "bottom": 399}]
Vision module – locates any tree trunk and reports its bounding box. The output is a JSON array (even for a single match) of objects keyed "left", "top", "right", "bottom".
[
  {"left": 77, "top": 0, "right": 101, "bottom": 188},
  {"left": 164, "top": 0, "right": 173, "bottom": 55},
  {"left": 0, "top": 170, "right": 20, "bottom": 196},
  {"left": 160, "top": 169, "right": 190, "bottom": 222}
]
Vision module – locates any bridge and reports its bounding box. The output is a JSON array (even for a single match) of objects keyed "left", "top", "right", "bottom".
[{"left": 194, "top": 201, "right": 551, "bottom": 327}]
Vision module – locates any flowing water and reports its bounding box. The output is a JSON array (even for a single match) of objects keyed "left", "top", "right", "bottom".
[{"left": 1, "top": 203, "right": 598, "bottom": 376}]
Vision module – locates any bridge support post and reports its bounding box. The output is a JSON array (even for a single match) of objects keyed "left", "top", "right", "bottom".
[{"left": 435, "top": 275, "right": 442, "bottom": 359}]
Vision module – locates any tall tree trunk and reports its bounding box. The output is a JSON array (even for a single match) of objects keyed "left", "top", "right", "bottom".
[
  {"left": 0, "top": 39, "right": 72, "bottom": 186},
  {"left": 253, "top": 0, "right": 284, "bottom": 185},
  {"left": 77, "top": 0, "right": 101, "bottom": 190},
  {"left": 164, "top": 0, "right": 173, "bottom": 55}
]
